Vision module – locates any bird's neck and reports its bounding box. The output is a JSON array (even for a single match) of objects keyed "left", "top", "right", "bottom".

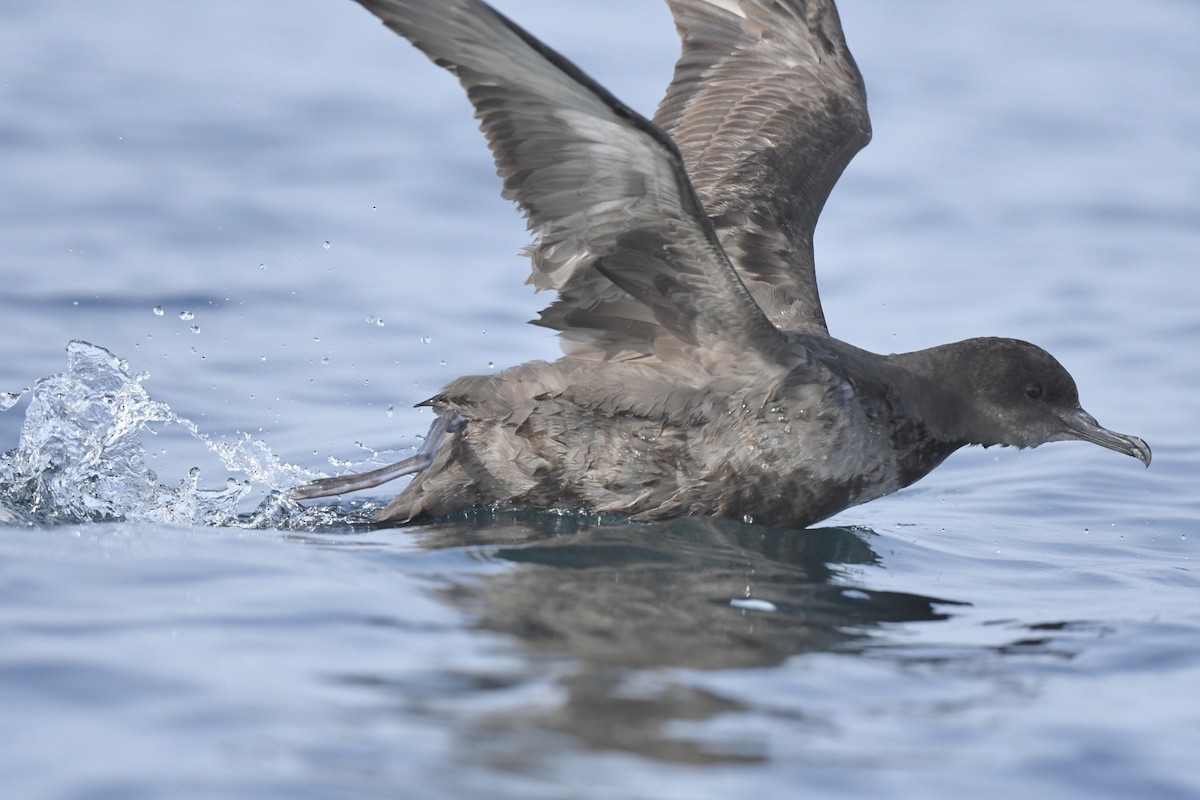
[
  {"left": 804, "top": 338, "right": 971, "bottom": 488},
  {"left": 879, "top": 366, "right": 968, "bottom": 488},
  {"left": 883, "top": 344, "right": 985, "bottom": 449}
]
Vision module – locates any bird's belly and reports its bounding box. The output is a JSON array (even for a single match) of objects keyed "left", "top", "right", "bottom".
[{"left": 482, "top": 402, "right": 905, "bottom": 529}]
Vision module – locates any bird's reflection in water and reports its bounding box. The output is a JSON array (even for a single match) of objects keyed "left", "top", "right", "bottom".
[
  {"left": 360, "top": 514, "right": 968, "bottom": 764},
  {"left": 418, "top": 514, "right": 962, "bottom": 669}
]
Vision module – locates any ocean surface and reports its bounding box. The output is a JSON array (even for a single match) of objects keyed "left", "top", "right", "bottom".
[{"left": 2, "top": 1, "right": 1198, "bottom": 797}]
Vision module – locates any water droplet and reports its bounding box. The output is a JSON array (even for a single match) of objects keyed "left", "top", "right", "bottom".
[
  {"left": 0, "top": 391, "right": 21, "bottom": 411},
  {"left": 487, "top": 361, "right": 494, "bottom": 369},
  {"left": 742, "top": 514, "right": 754, "bottom": 525},
  {"left": 258, "top": 263, "right": 266, "bottom": 270},
  {"left": 190, "top": 325, "right": 200, "bottom": 334},
  {"left": 323, "top": 241, "right": 331, "bottom": 250},
  {"left": 420, "top": 335, "right": 431, "bottom": 344},
  {"left": 366, "top": 315, "right": 377, "bottom": 325},
  {"left": 152, "top": 306, "right": 164, "bottom": 316},
  {"left": 312, "top": 336, "right": 320, "bottom": 343},
  {"left": 375, "top": 318, "right": 385, "bottom": 327},
  {"left": 179, "top": 311, "right": 195, "bottom": 321},
  {"left": 320, "top": 357, "right": 330, "bottom": 365},
  {"left": 730, "top": 597, "right": 776, "bottom": 612},
  {"left": 386, "top": 404, "right": 395, "bottom": 418}
]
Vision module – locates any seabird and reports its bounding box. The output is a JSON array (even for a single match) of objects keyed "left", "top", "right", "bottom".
[{"left": 292, "top": 0, "right": 1151, "bottom": 527}]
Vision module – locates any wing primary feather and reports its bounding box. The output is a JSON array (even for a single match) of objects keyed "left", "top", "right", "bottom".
[{"left": 353, "top": 0, "right": 791, "bottom": 367}]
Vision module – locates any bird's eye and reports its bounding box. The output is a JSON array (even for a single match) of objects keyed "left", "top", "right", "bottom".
[{"left": 1024, "top": 383, "right": 1044, "bottom": 400}]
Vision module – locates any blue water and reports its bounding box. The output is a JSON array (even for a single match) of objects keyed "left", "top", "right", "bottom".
[{"left": 2, "top": 1, "right": 1198, "bottom": 797}]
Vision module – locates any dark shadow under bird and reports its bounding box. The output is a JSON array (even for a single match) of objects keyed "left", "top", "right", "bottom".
[{"left": 291, "top": 0, "right": 1150, "bottom": 528}]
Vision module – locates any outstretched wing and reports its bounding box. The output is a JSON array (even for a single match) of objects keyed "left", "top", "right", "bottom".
[
  {"left": 655, "top": 0, "right": 871, "bottom": 334},
  {"left": 354, "top": 0, "right": 790, "bottom": 367}
]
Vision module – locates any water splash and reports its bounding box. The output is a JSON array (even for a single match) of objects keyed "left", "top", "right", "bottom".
[
  {"left": 0, "top": 391, "right": 22, "bottom": 412},
  {"left": 0, "top": 341, "right": 377, "bottom": 529}
]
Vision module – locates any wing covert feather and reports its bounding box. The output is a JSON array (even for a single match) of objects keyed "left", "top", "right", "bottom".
[
  {"left": 655, "top": 0, "right": 872, "bottom": 333},
  {"left": 355, "top": 0, "right": 790, "bottom": 367}
]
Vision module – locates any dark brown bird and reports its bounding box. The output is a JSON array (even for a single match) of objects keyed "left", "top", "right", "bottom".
[{"left": 291, "top": 0, "right": 1150, "bottom": 527}]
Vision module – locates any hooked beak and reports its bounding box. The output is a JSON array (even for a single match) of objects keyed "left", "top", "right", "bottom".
[{"left": 1060, "top": 408, "right": 1152, "bottom": 467}]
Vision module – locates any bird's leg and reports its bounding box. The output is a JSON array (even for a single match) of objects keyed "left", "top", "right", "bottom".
[{"left": 289, "top": 411, "right": 465, "bottom": 501}]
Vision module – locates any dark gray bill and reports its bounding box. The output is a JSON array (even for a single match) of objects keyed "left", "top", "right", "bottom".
[{"left": 1061, "top": 408, "right": 1152, "bottom": 467}]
